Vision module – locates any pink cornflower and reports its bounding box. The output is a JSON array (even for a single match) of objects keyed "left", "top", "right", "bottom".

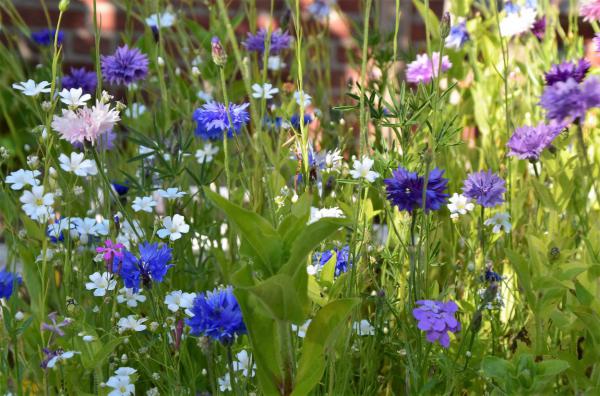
[
  {"left": 580, "top": 0, "right": 600, "bottom": 22},
  {"left": 96, "top": 239, "right": 125, "bottom": 261},
  {"left": 51, "top": 100, "right": 120, "bottom": 144}
]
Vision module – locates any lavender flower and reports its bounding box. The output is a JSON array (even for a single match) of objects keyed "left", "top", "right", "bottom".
[
  {"left": 413, "top": 300, "right": 460, "bottom": 348},
  {"left": 580, "top": 0, "right": 600, "bottom": 22},
  {"left": 462, "top": 170, "right": 506, "bottom": 208},
  {"left": 62, "top": 67, "right": 97, "bottom": 95},
  {"left": 41, "top": 312, "right": 72, "bottom": 337},
  {"left": 31, "top": 29, "right": 64, "bottom": 46},
  {"left": 243, "top": 28, "right": 292, "bottom": 55},
  {"left": 531, "top": 16, "right": 546, "bottom": 40},
  {"left": 595, "top": 33, "right": 600, "bottom": 52},
  {"left": 445, "top": 21, "right": 469, "bottom": 50},
  {"left": 193, "top": 102, "right": 250, "bottom": 140},
  {"left": 507, "top": 122, "right": 564, "bottom": 161},
  {"left": 406, "top": 52, "right": 452, "bottom": 84},
  {"left": 0, "top": 268, "right": 21, "bottom": 300},
  {"left": 101, "top": 45, "right": 149, "bottom": 86},
  {"left": 186, "top": 286, "right": 246, "bottom": 344},
  {"left": 384, "top": 167, "right": 449, "bottom": 212},
  {"left": 308, "top": 0, "right": 335, "bottom": 20},
  {"left": 544, "top": 59, "right": 590, "bottom": 86},
  {"left": 113, "top": 242, "right": 173, "bottom": 291},
  {"left": 540, "top": 77, "right": 600, "bottom": 122}
]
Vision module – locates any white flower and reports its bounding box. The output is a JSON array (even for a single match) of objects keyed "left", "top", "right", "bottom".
[
  {"left": 447, "top": 193, "right": 475, "bottom": 219},
  {"left": 218, "top": 373, "right": 232, "bottom": 392},
  {"left": 117, "top": 288, "right": 147, "bottom": 307},
  {"left": 164, "top": 290, "right": 196, "bottom": 312},
  {"left": 499, "top": 7, "right": 536, "bottom": 37},
  {"left": 117, "top": 315, "right": 147, "bottom": 333},
  {"left": 306, "top": 264, "right": 319, "bottom": 276},
  {"left": 20, "top": 186, "right": 54, "bottom": 221},
  {"left": 85, "top": 272, "right": 117, "bottom": 297},
  {"left": 484, "top": 212, "right": 512, "bottom": 234},
  {"left": 233, "top": 350, "right": 256, "bottom": 377},
  {"left": 157, "top": 214, "right": 190, "bottom": 241},
  {"left": 47, "top": 218, "right": 73, "bottom": 240},
  {"left": 196, "top": 143, "right": 220, "bottom": 164},
  {"left": 294, "top": 90, "right": 312, "bottom": 107},
  {"left": 145, "top": 11, "right": 176, "bottom": 28},
  {"left": 157, "top": 188, "right": 187, "bottom": 200},
  {"left": 125, "top": 103, "right": 146, "bottom": 118},
  {"left": 323, "top": 149, "right": 343, "bottom": 172},
  {"left": 146, "top": 388, "right": 160, "bottom": 396},
  {"left": 72, "top": 217, "right": 101, "bottom": 243},
  {"left": 131, "top": 196, "right": 157, "bottom": 213},
  {"left": 5, "top": 169, "right": 40, "bottom": 190},
  {"left": 46, "top": 350, "right": 78, "bottom": 368},
  {"left": 349, "top": 157, "right": 379, "bottom": 182},
  {"left": 58, "top": 152, "right": 98, "bottom": 176},
  {"left": 308, "top": 207, "right": 345, "bottom": 224},
  {"left": 267, "top": 56, "right": 286, "bottom": 71},
  {"left": 59, "top": 88, "right": 91, "bottom": 107},
  {"left": 12, "top": 79, "right": 51, "bottom": 96},
  {"left": 353, "top": 319, "right": 375, "bottom": 336},
  {"left": 106, "top": 374, "right": 135, "bottom": 396},
  {"left": 291, "top": 319, "right": 312, "bottom": 338},
  {"left": 251, "top": 82, "right": 279, "bottom": 99},
  {"left": 114, "top": 367, "right": 137, "bottom": 377}
]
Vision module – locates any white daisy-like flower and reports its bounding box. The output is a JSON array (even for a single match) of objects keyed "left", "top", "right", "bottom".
[
  {"left": 12, "top": 79, "right": 51, "bottom": 96},
  {"left": 447, "top": 193, "right": 475, "bottom": 219},
  {"left": 323, "top": 148, "right": 343, "bottom": 172},
  {"left": 106, "top": 374, "right": 135, "bottom": 396},
  {"left": 352, "top": 319, "right": 375, "bottom": 336},
  {"left": 349, "top": 157, "right": 379, "bottom": 182},
  {"left": 218, "top": 373, "right": 232, "bottom": 392},
  {"left": 499, "top": 7, "right": 536, "bottom": 37},
  {"left": 308, "top": 206, "right": 345, "bottom": 224},
  {"left": 196, "top": 143, "right": 220, "bottom": 164},
  {"left": 20, "top": 186, "right": 54, "bottom": 221},
  {"left": 117, "top": 315, "right": 147, "bottom": 333},
  {"left": 164, "top": 290, "right": 196, "bottom": 313},
  {"left": 46, "top": 350, "right": 79, "bottom": 368},
  {"left": 267, "top": 56, "right": 286, "bottom": 71},
  {"left": 5, "top": 169, "right": 40, "bottom": 190},
  {"left": 233, "top": 350, "right": 256, "bottom": 377},
  {"left": 294, "top": 90, "right": 312, "bottom": 107},
  {"left": 157, "top": 188, "right": 187, "bottom": 200},
  {"left": 157, "top": 214, "right": 190, "bottom": 241},
  {"left": 71, "top": 217, "right": 101, "bottom": 244},
  {"left": 117, "top": 288, "right": 147, "bottom": 307},
  {"left": 58, "top": 152, "right": 98, "bottom": 177},
  {"left": 59, "top": 88, "right": 91, "bottom": 107},
  {"left": 484, "top": 212, "right": 512, "bottom": 234},
  {"left": 251, "top": 82, "right": 279, "bottom": 99},
  {"left": 85, "top": 272, "right": 117, "bottom": 297},
  {"left": 145, "top": 11, "right": 176, "bottom": 28},
  {"left": 131, "top": 196, "right": 157, "bottom": 213}
]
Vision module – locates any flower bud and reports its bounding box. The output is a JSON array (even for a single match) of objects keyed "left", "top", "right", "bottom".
[
  {"left": 441, "top": 12, "right": 451, "bottom": 39},
  {"left": 211, "top": 36, "right": 227, "bottom": 67},
  {"left": 59, "top": 0, "right": 70, "bottom": 12}
]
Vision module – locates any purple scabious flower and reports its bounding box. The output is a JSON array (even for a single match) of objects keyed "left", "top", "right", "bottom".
[
  {"left": 462, "top": 170, "right": 505, "bottom": 208},
  {"left": 113, "top": 242, "right": 173, "bottom": 291},
  {"left": 531, "top": 16, "right": 546, "bottom": 40},
  {"left": 31, "top": 29, "right": 64, "bottom": 46},
  {"left": 384, "top": 167, "right": 449, "bottom": 212},
  {"left": 0, "top": 268, "right": 21, "bottom": 300},
  {"left": 314, "top": 245, "right": 351, "bottom": 276},
  {"left": 507, "top": 122, "right": 564, "bottom": 161},
  {"left": 540, "top": 77, "right": 600, "bottom": 122},
  {"left": 101, "top": 45, "right": 149, "bottom": 86},
  {"left": 412, "top": 300, "right": 460, "bottom": 348},
  {"left": 406, "top": 52, "right": 452, "bottom": 84},
  {"left": 185, "top": 286, "right": 246, "bottom": 344},
  {"left": 62, "top": 67, "right": 97, "bottom": 95},
  {"left": 193, "top": 102, "right": 250, "bottom": 140},
  {"left": 544, "top": 59, "right": 590, "bottom": 86},
  {"left": 243, "top": 28, "right": 292, "bottom": 55},
  {"left": 445, "top": 21, "right": 469, "bottom": 50}
]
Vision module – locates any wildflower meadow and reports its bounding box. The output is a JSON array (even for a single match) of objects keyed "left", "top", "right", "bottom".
[{"left": 1, "top": 0, "right": 600, "bottom": 394}]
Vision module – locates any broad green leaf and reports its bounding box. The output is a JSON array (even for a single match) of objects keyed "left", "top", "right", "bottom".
[
  {"left": 482, "top": 356, "right": 513, "bottom": 380},
  {"left": 536, "top": 360, "right": 570, "bottom": 377},
  {"left": 246, "top": 274, "right": 305, "bottom": 323},
  {"left": 320, "top": 250, "right": 337, "bottom": 285}
]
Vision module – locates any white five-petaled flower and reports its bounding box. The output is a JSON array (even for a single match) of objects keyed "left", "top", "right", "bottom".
[
  {"left": 447, "top": 193, "right": 475, "bottom": 219},
  {"left": 117, "top": 288, "right": 147, "bottom": 307},
  {"left": 71, "top": 217, "right": 102, "bottom": 244},
  {"left": 131, "top": 196, "right": 157, "bottom": 213},
  {"left": 353, "top": 319, "right": 375, "bottom": 336},
  {"left": 85, "top": 272, "right": 117, "bottom": 297},
  {"left": 218, "top": 373, "right": 232, "bottom": 392},
  {"left": 145, "top": 11, "right": 176, "bottom": 28},
  {"left": 267, "top": 56, "right": 286, "bottom": 71},
  {"left": 157, "top": 188, "right": 187, "bottom": 200},
  {"left": 232, "top": 350, "right": 256, "bottom": 377},
  {"left": 308, "top": 207, "right": 345, "bottom": 225},
  {"left": 251, "top": 83, "right": 279, "bottom": 99},
  {"left": 157, "top": 214, "right": 190, "bottom": 241},
  {"left": 58, "top": 152, "right": 98, "bottom": 176},
  {"left": 164, "top": 290, "right": 196, "bottom": 313},
  {"left": 12, "top": 79, "right": 51, "bottom": 96},
  {"left": 20, "top": 186, "right": 54, "bottom": 221},
  {"left": 59, "top": 88, "right": 91, "bottom": 107},
  {"left": 294, "top": 90, "right": 312, "bottom": 107},
  {"left": 106, "top": 372, "right": 135, "bottom": 396},
  {"left": 484, "top": 212, "right": 512, "bottom": 234},
  {"left": 323, "top": 149, "right": 343, "bottom": 172},
  {"left": 349, "top": 157, "right": 379, "bottom": 182},
  {"left": 5, "top": 169, "right": 40, "bottom": 190},
  {"left": 46, "top": 350, "right": 79, "bottom": 368},
  {"left": 117, "top": 315, "right": 147, "bottom": 333},
  {"left": 196, "top": 143, "right": 220, "bottom": 164}
]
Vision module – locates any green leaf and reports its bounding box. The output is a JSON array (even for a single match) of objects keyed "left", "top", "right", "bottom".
[
  {"left": 246, "top": 274, "right": 305, "bottom": 323},
  {"left": 482, "top": 356, "right": 513, "bottom": 380},
  {"left": 320, "top": 250, "right": 337, "bottom": 285},
  {"left": 291, "top": 298, "right": 360, "bottom": 396},
  {"left": 536, "top": 360, "right": 570, "bottom": 377}
]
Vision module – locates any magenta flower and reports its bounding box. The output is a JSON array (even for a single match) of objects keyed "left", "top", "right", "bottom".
[
  {"left": 96, "top": 239, "right": 125, "bottom": 261},
  {"left": 406, "top": 52, "right": 452, "bottom": 84}
]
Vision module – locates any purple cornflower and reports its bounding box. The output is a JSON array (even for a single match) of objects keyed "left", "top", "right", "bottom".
[
  {"left": 0, "top": 268, "right": 21, "bottom": 300},
  {"left": 243, "top": 28, "right": 292, "bottom": 55},
  {"left": 413, "top": 300, "right": 460, "bottom": 348},
  {"left": 193, "top": 102, "right": 250, "bottom": 140},
  {"left": 540, "top": 77, "right": 600, "bottom": 122},
  {"left": 544, "top": 59, "right": 590, "bottom": 86},
  {"left": 314, "top": 245, "right": 351, "bottom": 276},
  {"left": 113, "top": 242, "right": 173, "bottom": 291},
  {"left": 185, "top": 286, "right": 246, "bottom": 344},
  {"left": 531, "top": 16, "right": 546, "bottom": 40},
  {"left": 384, "top": 167, "right": 449, "bottom": 212},
  {"left": 507, "top": 121, "right": 565, "bottom": 161},
  {"left": 101, "top": 45, "right": 149, "bottom": 86},
  {"left": 462, "top": 170, "right": 506, "bottom": 208},
  {"left": 445, "top": 21, "right": 469, "bottom": 50},
  {"left": 41, "top": 312, "right": 72, "bottom": 337},
  {"left": 406, "top": 52, "right": 452, "bottom": 84},
  {"left": 62, "top": 67, "right": 97, "bottom": 95},
  {"left": 96, "top": 239, "right": 125, "bottom": 261},
  {"left": 594, "top": 33, "right": 600, "bottom": 52},
  {"left": 31, "top": 29, "right": 64, "bottom": 46},
  {"left": 580, "top": 0, "right": 600, "bottom": 22}
]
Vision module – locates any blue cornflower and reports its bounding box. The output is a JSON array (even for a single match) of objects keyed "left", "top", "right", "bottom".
[
  {"left": 507, "top": 121, "right": 564, "bottom": 161},
  {"left": 540, "top": 77, "right": 600, "bottom": 122},
  {"left": 0, "top": 268, "right": 22, "bottom": 300},
  {"left": 384, "top": 167, "right": 449, "bottom": 212},
  {"left": 544, "top": 59, "right": 590, "bottom": 86},
  {"left": 290, "top": 113, "right": 313, "bottom": 129},
  {"left": 193, "top": 102, "right": 250, "bottom": 140},
  {"left": 113, "top": 242, "right": 173, "bottom": 291},
  {"left": 185, "top": 286, "right": 246, "bottom": 344},
  {"left": 314, "top": 245, "right": 351, "bottom": 277},
  {"left": 462, "top": 170, "right": 505, "bottom": 208},
  {"left": 484, "top": 269, "right": 503, "bottom": 283},
  {"left": 112, "top": 181, "right": 130, "bottom": 196},
  {"left": 31, "top": 29, "right": 64, "bottom": 46},
  {"left": 62, "top": 67, "right": 97, "bottom": 95},
  {"left": 243, "top": 28, "right": 292, "bottom": 55},
  {"left": 101, "top": 45, "right": 149, "bottom": 86},
  {"left": 264, "top": 116, "right": 284, "bottom": 131},
  {"left": 445, "top": 21, "right": 469, "bottom": 50}
]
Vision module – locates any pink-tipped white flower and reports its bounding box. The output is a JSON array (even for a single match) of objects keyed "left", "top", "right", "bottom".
[{"left": 51, "top": 100, "right": 120, "bottom": 144}]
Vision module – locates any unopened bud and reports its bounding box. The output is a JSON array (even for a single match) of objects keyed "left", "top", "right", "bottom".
[
  {"left": 211, "top": 36, "right": 227, "bottom": 67},
  {"left": 59, "top": 0, "right": 70, "bottom": 12},
  {"left": 441, "top": 12, "right": 451, "bottom": 39}
]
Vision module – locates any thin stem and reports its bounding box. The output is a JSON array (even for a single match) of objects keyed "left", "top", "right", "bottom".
[{"left": 359, "top": 0, "right": 373, "bottom": 155}]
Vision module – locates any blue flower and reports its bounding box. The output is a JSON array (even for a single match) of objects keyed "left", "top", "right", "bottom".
[
  {"left": 544, "top": 59, "right": 590, "bottom": 86},
  {"left": 31, "top": 29, "right": 64, "bottom": 46},
  {"left": 0, "top": 268, "right": 22, "bottom": 300},
  {"left": 193, "top": 102, "right": 250, "bottom": 140},
  {"left": 384, "top": 167, "right": 449, "bottom": 212},
  {"left": 445, "top": 21, "right": 469, "bottom": 50},
  {"left": 62, "top": 67, "right": 97, "bottom": 95},
  {"left": 112, "top": 181, "right": 130, "bottom": 196},
  {"left": 314, "top": 245, "right": 351, "bottom": 276},
  {"left": 113, "top": 242, "right": 173, "bottom": 291},
  {"left": 185, "top": 286, "right": 246, "bottom": 344},
  {"left": 540, "top": 77, "right": 600, "bottom": 122},
  {"left": 101, "top": 45, "right": 149, "bottom": 86},
  {"left": 462, "top": 170, "right": 505, "bottom": 208},
  {"left": 243, "top": 28, "right": 292, "bottom": 55},
  {"left": 290, "top": 113, "right": 313, "bottom": 129}
]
